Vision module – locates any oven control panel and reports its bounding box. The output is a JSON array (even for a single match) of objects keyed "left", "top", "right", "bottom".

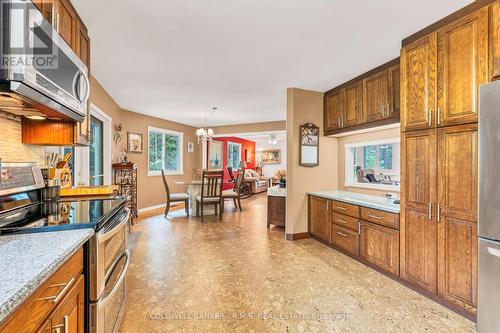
[{"left": 0, "top": 163, "right": 45, "bottom": 196}]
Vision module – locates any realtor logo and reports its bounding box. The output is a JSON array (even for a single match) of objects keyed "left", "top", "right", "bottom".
[{"left": 0, "top": 0, "right": 58, "bottom": 69}]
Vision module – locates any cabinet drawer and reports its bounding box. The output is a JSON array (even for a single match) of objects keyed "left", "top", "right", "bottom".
[
  {"left": 0, "top": 249, "right": 83, "bottom": 333},
  {"left": 359, "top": 221, "right": 399, "bottom": 275},
  {"left": 331, "top": 224, "right": 359, "bottom": 256},
  {"left": 331, "top": 201, "right": 359, "bottom": 218},
  {"left": 361, "top": 207, "right": 399, "bottom": 229},
  {"left": 331, "top": 212, "right": 359, "bottom": 232}
]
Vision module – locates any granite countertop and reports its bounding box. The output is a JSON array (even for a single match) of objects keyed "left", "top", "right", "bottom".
[
  {"left": 307, "top": 190, "right": 400, "bottom": 213},
  {"left": 267, "top": 185, "right": 286, "bottom": 197},
  {"left": 0, "top": 229, "right": 94, "bottom": 324}
]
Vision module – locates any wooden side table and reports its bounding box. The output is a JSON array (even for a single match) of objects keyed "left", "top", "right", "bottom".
[{"left": 113, "top": 163, "right": 138, "bottom": 222}]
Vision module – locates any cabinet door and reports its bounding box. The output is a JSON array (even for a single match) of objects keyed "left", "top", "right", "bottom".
[
  {"left": 437, "top": 124, "right": 477, "bottom": 312},
  {"left": 491, "top": 1, "right": 500, "bottom": 79},
  {"left": 56, "top": 0, "right": 77, "bottom": 48},
  {"left": 400, "top": 129, "right": 437, "bottom": 293},
  {"left": 388, "top": 64, "right": 400, "bottom": 119},
  {"left": 76, "top": 21, "right": 90, "bottom": 68},
  {"left": 401, "top": 33, "right": 437, "bottom": 131},
  {"left": 49, "top": 275, "right": 85, "bottom": 333},
  {"left": 363, "top": 70, "right": 388, "bottom": 122},
  {"left": 343, "top": 82, "right": 363, "bottom": 127},
  {"left": 324, "top": 90, "right": 344, "bottom": 131},
  {"left": 359, "top": 221, "right": 399, "bottom": 275},
  {"left": 33, "top": 0, "right": 55, "bottom": 24},
  {"left": 437, "top": 8, "right": 488, "bottom": 127},
  {"left": 309, "top": 196, "right": 331, "bottom": 242}
]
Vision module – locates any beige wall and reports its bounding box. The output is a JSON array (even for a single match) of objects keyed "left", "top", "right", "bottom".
[
  {"left": 119, "top": 109, "right": 200, "bottom": 210},
  {"left": 211, "top": 120, "right": 286, "bottom": 135},
  {"left": 337, "top": 126, "right": 401, "bottom": 196},
  {"left": 286, "top": 88, "right": 339, "bottom": 235}
]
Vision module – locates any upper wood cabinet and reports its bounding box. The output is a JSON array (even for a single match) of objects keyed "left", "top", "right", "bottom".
[
  {"left": 401, "top": 33, "right": 437, "bottom": 132},
  {"left": 76, "top": 21, "right": 90, "bottom": 68},
  {"left": 323, "top": 58, "right": 400, "bottom": 136},
  {"left": 344, "top": 82, "right": 363, "bottom": 127},
  {"left": 32, "top": 0, "right": 55, "bottom": 23},
  {"left": 308, "top": 196, "right": 331, "bottom": 242},
  {"left": 56, "top": 0, "right": 77, "bottom": 48},
  {"left": 363, "top": 69, "right": 388, "bottom": 122},
  {"left": 491, "top": 0, "right": 500, "bottom": 79},
  {"left": 324, "top": 89, "right": 344, "bottom": 132},
  {"left": 437, "top": 8, "right": 488, "bottom": 127}
]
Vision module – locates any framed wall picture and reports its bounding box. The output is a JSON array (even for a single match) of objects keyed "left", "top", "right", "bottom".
[
  {"left": 208, "top": 140, "right": 223, "bottom": 169},
  {"left": 187, "top": 142, "right": 194, "bottom": 153},
  {"left": 299, "top": 123, "right": 319, "bottom": 167},
  {"left": 262, "top": 149, "right": 281, "bottom": 164},
  {"left": 127, "top": 132, "right": 143, "bottom": 153}
]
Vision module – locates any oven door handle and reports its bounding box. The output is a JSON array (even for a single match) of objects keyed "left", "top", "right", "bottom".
[
  {"left": 98, "top": 208, "right": 130, "bottom": 244},
  {"left": 99, "top": 249, "right": 130, "bottom": 307}
]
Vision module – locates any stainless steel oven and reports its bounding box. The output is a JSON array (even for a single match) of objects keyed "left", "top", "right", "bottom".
[
  {"left": 0, "top": 0, "right": 89, "bottom": 122},
  {"left": 89, "top": 208, "right": 130, "bottom": 333}
]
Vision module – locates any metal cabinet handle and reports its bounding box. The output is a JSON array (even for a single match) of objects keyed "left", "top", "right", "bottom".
[
  {"left": 437, "top": 107, "right": 441, "bottom": 126},
  {"left": 437, "top": 205, "right": 441, "bottom": 223},
  {"left": 386, "top": 103, "right": 390, "bottom": 117},
  {"left": 336, "top": 219, "right": 347, "bottom": 224},
  {"left": 428, "top": 203, "right": 432, "bottom": 220},
  {"left": 428, "top": 108, "right": 433, "bottom": 127},
  {"left": 380, "top": 104, "right": 384, "bottom": 116},
  {"left": 367, "top": 214, "right": 382, "bottom": 220},
  {"left": 37, "top": 277, "right": 75, "bottom": 303},
  {"left": 336, "top": 206, "right": 346, "bottom": 211},
  {"left": 52, "top": 315, "right": 69, "bottom": 333},
  {"left": 337, "top": 117, "right": 341, "bottom": 128},
  {"left": 337, "top": 232, "right": 347, "bottom": 237}
]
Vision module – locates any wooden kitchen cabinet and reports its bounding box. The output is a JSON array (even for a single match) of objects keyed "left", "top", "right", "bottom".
[
  {"left": 76, "top": 20, "right": 91, "bottom": 69},
  {"left": 331, "top": 224, "right": 359, "bottom": 256},
  {"left": 324, "top": 89, "right": 344, "bottom": 131},
  {"left": 491, "top": 0, "right": 500, "bottom": 79},
  {"left": 32, "top": 0, "right": 55, "bottom": 23},
  {"left": 400, "top": 129, "right": 438, "bottom": 293},
  {"left": 48, "top": 274, "right": 85, "bottom": 333},
  {"left": 437, "top": 8, "right": 488, "bottom": 127},
  {"left": 343, "top": 82, "right": 363, "bottom": 127},
  {"left": 308, "top": 196, "right": 331, "bottom": 242},
  {"left": 400, "top": 33, "right": 437, "bottom": 132},
  {"left": 56, "top": 0, "right": 78, "bottom": 49},
  {"left": 437, "top": 124, "right": 478, "bottom": 312},
  {"left": 323, "top": 58, "right": 400, "bottom": 136},
  {"left": 360, "top": 221, "right": 399, "bottom": 275},
  {"left": 363, "top": 69, "right": 389, "bottom": 122}
]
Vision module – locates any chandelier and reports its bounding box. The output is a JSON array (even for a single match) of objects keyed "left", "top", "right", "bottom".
[{"left": 196, "top": 107, "right": 217, "bottom": 143}]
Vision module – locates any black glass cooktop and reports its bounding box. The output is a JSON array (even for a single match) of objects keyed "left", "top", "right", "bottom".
[{"left": 0, "top": 197, "right": 127, "bottom": 234}]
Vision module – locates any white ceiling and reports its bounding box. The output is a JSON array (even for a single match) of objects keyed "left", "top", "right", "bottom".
[{"left": 72, "top": 0, "right": 473, "bottom": 127}]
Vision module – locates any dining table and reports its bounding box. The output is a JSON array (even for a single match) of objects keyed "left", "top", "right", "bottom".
[{"left": 175, "top": 180, "right": 217, "bottom": 217}]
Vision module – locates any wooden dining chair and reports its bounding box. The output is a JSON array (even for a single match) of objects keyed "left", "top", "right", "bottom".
[
  {"left": 162, "top": 169, "right": 190, "bottom": 219},
  {"left": 222, "top": 169, "right": 244, "bottom": 211},
  {"left": 196, "top": 170, "right": 224, "bottom": 221}
]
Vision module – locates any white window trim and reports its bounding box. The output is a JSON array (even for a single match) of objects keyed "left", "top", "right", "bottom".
[
  {"left": 227, "top": 142, "right": 242, "bottom": 169},
  {"left": 147, "top": 126, "right": 184, "bottom": 176},
  {"left": 345, "top": 137, "right": 400, "bottom": 190}
]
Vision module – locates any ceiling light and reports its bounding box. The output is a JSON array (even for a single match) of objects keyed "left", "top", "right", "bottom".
[{"left": 196, "top": 107, "right": 217, "bottom": 143}]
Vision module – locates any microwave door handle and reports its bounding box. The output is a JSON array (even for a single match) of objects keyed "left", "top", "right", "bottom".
[
  {"left": 98, "top": 249, "right": 130, "bottom": 307},
  {"left": 81, "top": 70, "right": 91, "bottom": 104}
]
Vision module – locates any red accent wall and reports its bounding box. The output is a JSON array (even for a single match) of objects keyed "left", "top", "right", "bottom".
[{"left": 207, "top": 137, "right": 256, "bottom": 189}]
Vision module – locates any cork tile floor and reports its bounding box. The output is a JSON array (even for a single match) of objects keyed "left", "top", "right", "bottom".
[{"left": 118, "top": 194, "right": 475, "bottom": 333}]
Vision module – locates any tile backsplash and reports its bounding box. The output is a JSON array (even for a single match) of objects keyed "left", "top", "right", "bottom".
[{"left": 0, "top": 113, "right": 45, "bottom": 165}]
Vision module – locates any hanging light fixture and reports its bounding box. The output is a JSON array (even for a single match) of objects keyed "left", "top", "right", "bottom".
[
  {"left": 268, "top": 134, "right": 278, "bottom": 145},
  {"left": 196, "top": 107, "right": 217, "bottom": 143}
]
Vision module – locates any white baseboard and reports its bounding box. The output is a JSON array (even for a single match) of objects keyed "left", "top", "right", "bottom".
[{"left": 138, "top": 203, "right": 165, "bottom": 214}]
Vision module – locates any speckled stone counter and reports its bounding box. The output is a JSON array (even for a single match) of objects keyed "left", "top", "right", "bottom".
[
  {"left": 307, "top": 190, "right": 400, "bottom": 213},
  {"left": 267, "top": 185, "right": 286, "bottom": 197},
  {"left": 0, "top": 229, "right": 94, "bottom": 324}
]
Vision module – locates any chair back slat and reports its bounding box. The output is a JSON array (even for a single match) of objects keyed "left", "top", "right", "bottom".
[
  {"left": 161, "top": 169, "right": 171, "bottom": 205},
  {"left": 234, "top": 169, "right": 245, "bottom": 193},
  {"left": 201, "top": 170, "right": 223, "bottom": 199}
]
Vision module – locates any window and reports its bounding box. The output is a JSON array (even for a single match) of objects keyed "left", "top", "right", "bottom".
[
  {"left": 345, "top": 139, "right": 400, "bottom": 189},
  {"left": 148, "top": 127, "right": 183, "bottom": 176},
  {"left": 227, "top": 142, "right": 241, "bottom": 169}
]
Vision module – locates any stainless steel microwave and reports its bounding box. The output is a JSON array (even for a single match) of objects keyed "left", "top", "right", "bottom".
[{"left": 0, "top": 0, "right": 89, "bottom": 122}]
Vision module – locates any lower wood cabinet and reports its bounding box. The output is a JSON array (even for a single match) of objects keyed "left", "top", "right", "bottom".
[
  {"left": 359, "top": 221, "right": 399, "bottom": 275},
  {"left": 267, "top": 195, "right": 285, "bottom": 228},
  {"left": 48, "top": 274, "right": 84, "bottom": 333},
  {"left": 308, "top": 196, "right": 330, "bottom": 242},
  {"left": 331, "top": 224, "right": 359, "bottom": 256}
]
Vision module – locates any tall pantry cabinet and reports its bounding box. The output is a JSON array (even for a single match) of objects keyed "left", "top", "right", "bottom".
[{"left": 400, "top": 5, "right": 490, "bottom": 317}]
